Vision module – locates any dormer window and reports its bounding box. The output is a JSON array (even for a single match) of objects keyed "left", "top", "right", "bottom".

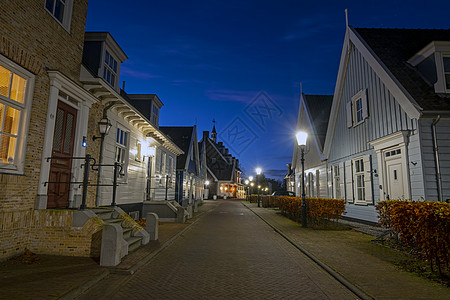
[
  {"left": 443, "top": 56, "right": 450, "bottom": 90},
  {"left": 103, "top": 50, "right": 118, "bottom": 88},
  {"left": 407, "top": 41, "right": 450, "bottom": 94},
  {"left": 151, "top": 103, "right": 159, "bottom": 126}
]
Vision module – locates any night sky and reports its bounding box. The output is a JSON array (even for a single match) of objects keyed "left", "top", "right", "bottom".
[{"left": 85, "top": 1, "right": 450, "bottom": 181}]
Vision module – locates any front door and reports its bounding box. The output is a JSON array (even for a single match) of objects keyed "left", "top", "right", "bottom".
[
  {"left": 47, "top": 101, "right": 77, "bottom": 208},
  {"left": 385, "top": 150, "right": 405, "bottom": 200}
]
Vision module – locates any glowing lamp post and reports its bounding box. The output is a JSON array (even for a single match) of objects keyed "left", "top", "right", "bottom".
[
  {"left": 296, "top": 131, "right": 308, "bottom": 228},
  {"left": 256, "top": 167, "right": 262, "bottom": 207}
]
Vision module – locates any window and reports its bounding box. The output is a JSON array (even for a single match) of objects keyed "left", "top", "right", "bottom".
[
  {"left": 45, "top": 0, "right": 73, "bottom": 31},
  {"left": 443, "top": 56, "right": 450, "bottom": 89},
  {"left": 168, "top": 156, "right": 173, "bottom": 175},
  {"left": 347, "top": 89, "right": 368, "bottom": 127},
  {"left": 159, "top": 151, "right": 166, "bottom": 174},
  {"left": 103, "top": 50, "right": 118, "bottom": 88},
  {"left": 0, "top": 59, "right": 33, "bottom": 174},
  {"left": 353, "top": 158, "right": 365, "bottom": 203},
  {"left": 115, "top": 127, "right": 128, "bottom": 179},
  {"left": 333, "top": 165, "right": 341, "bottom": 199},
  {"left": 151, "top": 104, "right": 159, "bottom": 126}
]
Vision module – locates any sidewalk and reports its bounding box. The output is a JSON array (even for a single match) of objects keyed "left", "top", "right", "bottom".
[
  {"left": 243, "top": 202, "right": 450, "bottom": 300},
  {"left": 0, "top": 200, "right": 219, "bottom": 300}
]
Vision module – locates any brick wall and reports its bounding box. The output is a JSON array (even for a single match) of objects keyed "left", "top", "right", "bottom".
[{"left": 0, "top": 0, "right": 90, "bottom": 259}]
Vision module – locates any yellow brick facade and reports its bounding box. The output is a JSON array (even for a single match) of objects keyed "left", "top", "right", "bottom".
[{"left": 0, "top": 0, "right": 102, "bottom": 260}]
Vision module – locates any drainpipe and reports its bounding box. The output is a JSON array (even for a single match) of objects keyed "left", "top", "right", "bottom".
[
  {"left": 431, "top": 116, "right": 443, "bottom": 202},
  {"left": 95, "top": 101, "right": 118, "bottom": 207}
]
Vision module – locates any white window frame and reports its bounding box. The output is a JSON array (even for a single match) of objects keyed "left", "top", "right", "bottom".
[
  {"left": 151, "top": 103, "right": 159, "bottom": 126},
  {"left": 332, "top": 164, "right": 342, "bottom": 199},
  {"left": 102, "top": 50, "right": 118, "bottom": 88},
  {"left": 347, "top": 89, "right": 368, "bottom": 127},
  {"left": 44, "top": 0, "right": 73, "bottom": 32},
  {"left": 115, "top": 125, "right": 129, "bottom": 181},
  {"left": 353, "top": 157, "right": 366, "bottom": 205},
  {"left": 442, "top": 55, "right": 450, "bottom": 91},
  {"left": 0, "top": 55, "right": 35, "bottom": 175}
]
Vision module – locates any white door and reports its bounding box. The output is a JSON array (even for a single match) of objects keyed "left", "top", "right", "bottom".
[{"left": 385, "top": 157, "right": 405, "bottom": 200}]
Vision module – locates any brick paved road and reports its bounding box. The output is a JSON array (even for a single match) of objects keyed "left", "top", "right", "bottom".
[{"left": 81, "top": 200, "right": 356, "bottom": 299}]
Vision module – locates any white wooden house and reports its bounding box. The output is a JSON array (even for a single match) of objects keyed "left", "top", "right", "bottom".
[
  {"left": 291, "top": 94, "right": 333, "bottom": 199},
  {"left": 80, "top": 32, "right": 183, "bottom": 219}
]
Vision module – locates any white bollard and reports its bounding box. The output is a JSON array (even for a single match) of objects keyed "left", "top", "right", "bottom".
[{"left": 145, "top": 212, "right": 159, "bottom": 241}]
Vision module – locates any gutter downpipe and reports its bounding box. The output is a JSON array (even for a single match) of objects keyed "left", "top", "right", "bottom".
[
  {"left": 95, "top": 101, "right": 119, "bottom": 207},
  {"left": 431, "top": 116, "right": 443, "bottom": 202}
]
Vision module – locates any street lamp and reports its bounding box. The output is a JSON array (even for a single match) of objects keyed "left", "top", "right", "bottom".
[
  {"left": 256, "top": 167, "right": 262, "bottom": 207},
  {"left": 296, "top": 130, "right": 308, "bottom": 228},
  {"left": 93, "top": 117, "right": 113, "bottom": 206},
  {"left": 204, "top": 180, "right": 210, "bottom": 200}
]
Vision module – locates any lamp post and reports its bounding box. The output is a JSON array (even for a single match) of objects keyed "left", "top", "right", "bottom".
[
  {"left": 256, "top": 167, "right": 262, "bottom": 207},
  {"left": 204, "top": 180, "right": 210, "bottom": 200},
  {"left": 93, "top": 117, "right": 112, "bottom": 207},
  {"left": 296, "top": 131, "right": 308, "bottom": 228},
  {"left": 244, "top": 179, "right": 250, "bottom": 199}
]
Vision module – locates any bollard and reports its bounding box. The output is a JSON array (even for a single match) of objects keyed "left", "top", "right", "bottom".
[
  {"left": 145, "top": 212, "right": 159, "bottom": 241},
  {"left": 100, "top": 223, "right": 123, "bottom": 267}
]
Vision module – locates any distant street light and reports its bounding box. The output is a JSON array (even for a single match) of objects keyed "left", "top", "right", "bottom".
[
  {"left": 296, "top": 130, "right": 308, "bottom": 228},
  {"left": 256, "top": 167, "right": 262, "bottom": 207}
]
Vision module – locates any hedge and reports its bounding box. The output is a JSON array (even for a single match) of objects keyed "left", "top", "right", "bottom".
[
  {"left": 247, "top": 195, "right": 345, "bottom": 225},
  {"left": 376, "top": 200, "right": 450, "bottom": 275}
]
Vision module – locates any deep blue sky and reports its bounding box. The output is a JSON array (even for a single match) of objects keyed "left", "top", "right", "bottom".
[{"left": 86, "top": 1, "right": 450, "bottom": 181}]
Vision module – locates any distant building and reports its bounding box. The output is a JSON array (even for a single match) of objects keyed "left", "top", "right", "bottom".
[
  {"left": 160, "top": 125, "right": 206, "bottom": 208},
  {"left": 199, "top": 128, "right": 244, "bottom": 199}
]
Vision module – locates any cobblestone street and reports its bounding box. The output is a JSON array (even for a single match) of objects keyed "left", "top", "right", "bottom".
[{"left": 79, "top": 200, "right": 355, "bottom": 299}]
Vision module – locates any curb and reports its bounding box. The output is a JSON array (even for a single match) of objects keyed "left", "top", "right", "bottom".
[
  {"left": 242, "top": 202, "right": 374, "bottom": 300},
  {"left": 59, "top": 204, "right": 214, "bottom": 299}
]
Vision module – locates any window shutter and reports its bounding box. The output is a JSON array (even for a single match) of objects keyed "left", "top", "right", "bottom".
[
  {"left": 346, "top": 101, "right": 353, "bottom": 128},
  {"left": 316, "top": 169, "right": 320, "bottom": 197},
  {"left": 327, "top": 166, "right": 332, "bottom": 197},
  {"left": 364, "top": 155, "right": 373, "bottom": 205},
  {"left": 362, "top": 90, "right": 369, "bottom": 120},
  {"left": 345, "top": 160, "right": 353, "bottom": 203},
  {"left": 339, "top": 162, "right": 345, "bottom": 200},
  {"left": 155, "top": 149, "right": 160, "bottom": 173}
]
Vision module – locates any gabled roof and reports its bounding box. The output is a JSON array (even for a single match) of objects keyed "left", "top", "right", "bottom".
[
  {"left": 159, "top": 126, "right": 194, "bottom": 172},
  {"left": 354, "top": 27, "right": 450, "bottom": 113},
  {"left": 303, "top": 94, "right": 333, "bottom": 150}
]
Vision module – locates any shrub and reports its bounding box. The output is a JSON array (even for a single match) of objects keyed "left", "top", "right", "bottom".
[
  {"left": 376, "top": 200, "right": 450, "bottom": 276},
  {"left": 276, "top": 196, "right": 346, "bottom": 226}
]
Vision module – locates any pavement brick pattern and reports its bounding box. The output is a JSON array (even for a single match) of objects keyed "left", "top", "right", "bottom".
[{"left": 82, "top": 201, "right": 355, "bottom": 299}]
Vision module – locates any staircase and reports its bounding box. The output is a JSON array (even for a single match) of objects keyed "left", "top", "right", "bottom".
[{"left": 91, "top": 207, "right": 146, "bottom": 257}]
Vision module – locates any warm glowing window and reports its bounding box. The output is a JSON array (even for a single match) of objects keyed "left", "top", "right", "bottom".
[{"left": 0, "top": 65, "right": 28, "bottom": 167}]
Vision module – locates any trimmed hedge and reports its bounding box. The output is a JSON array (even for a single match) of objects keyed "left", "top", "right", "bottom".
[
  {"left": 376, "top": 200, "right": 450, "bottom": 275},
  {"left": 247, "top": 195, "right": 345, "bottom": 225}
]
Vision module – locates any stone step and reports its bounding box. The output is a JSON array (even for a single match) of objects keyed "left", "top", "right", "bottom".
[
  {"left": 104, "top": 218, "right": 123, "bottom": 225},
  {"left": 90, "top": 208, "right": 115, "bottom": 220},
  {"left": 122, "top": 227, "right": 133, "bottom": 239},
  {"left": 126, "top": 236, "right": 142, "bottom": 252}
]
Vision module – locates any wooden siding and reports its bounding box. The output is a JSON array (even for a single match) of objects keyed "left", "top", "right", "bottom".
[
  {"left": 329, "top": 44, "right": 417, "bottom": 162},
  {"left": 419, "top": 119, "right": 450, "bottom": 202}
]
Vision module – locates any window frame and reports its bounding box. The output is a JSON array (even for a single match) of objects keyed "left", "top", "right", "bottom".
[
  {"left": 0, "top": 55, "right": 34, "bottom": 175},
  {"left": 115, "top": 125, "right": 129, "bottom": 181},
  {"left": 353, "top": 157, "right": 366, "bottom": 204},
  {"left": 442, "top": 55, "right": 450, "bottom": 91},
  {"left": 102, "top": 50, "right": 118, "bottom": 88},
  {"left": 351, "top": 89, "right": 368, "bottom": 127},
  {"left": 332, "top": 164, "right": 341, "bottom": 199},
  {"left": 44, "top": 0, "right": 73, "bottom": 32}
]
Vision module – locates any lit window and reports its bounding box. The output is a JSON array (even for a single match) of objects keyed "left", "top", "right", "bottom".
[
  {"left": 115, "top": 127, "right": 128, "bottom": 179},
  {"left": 103, "top": 50, "right": 118, "bottom": 88},
  {"left": 0, "top": 60, "right": 33, "bottom": 174},
  {"left": 45, "top": 0, "right": 73, "bottom": 31}
]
